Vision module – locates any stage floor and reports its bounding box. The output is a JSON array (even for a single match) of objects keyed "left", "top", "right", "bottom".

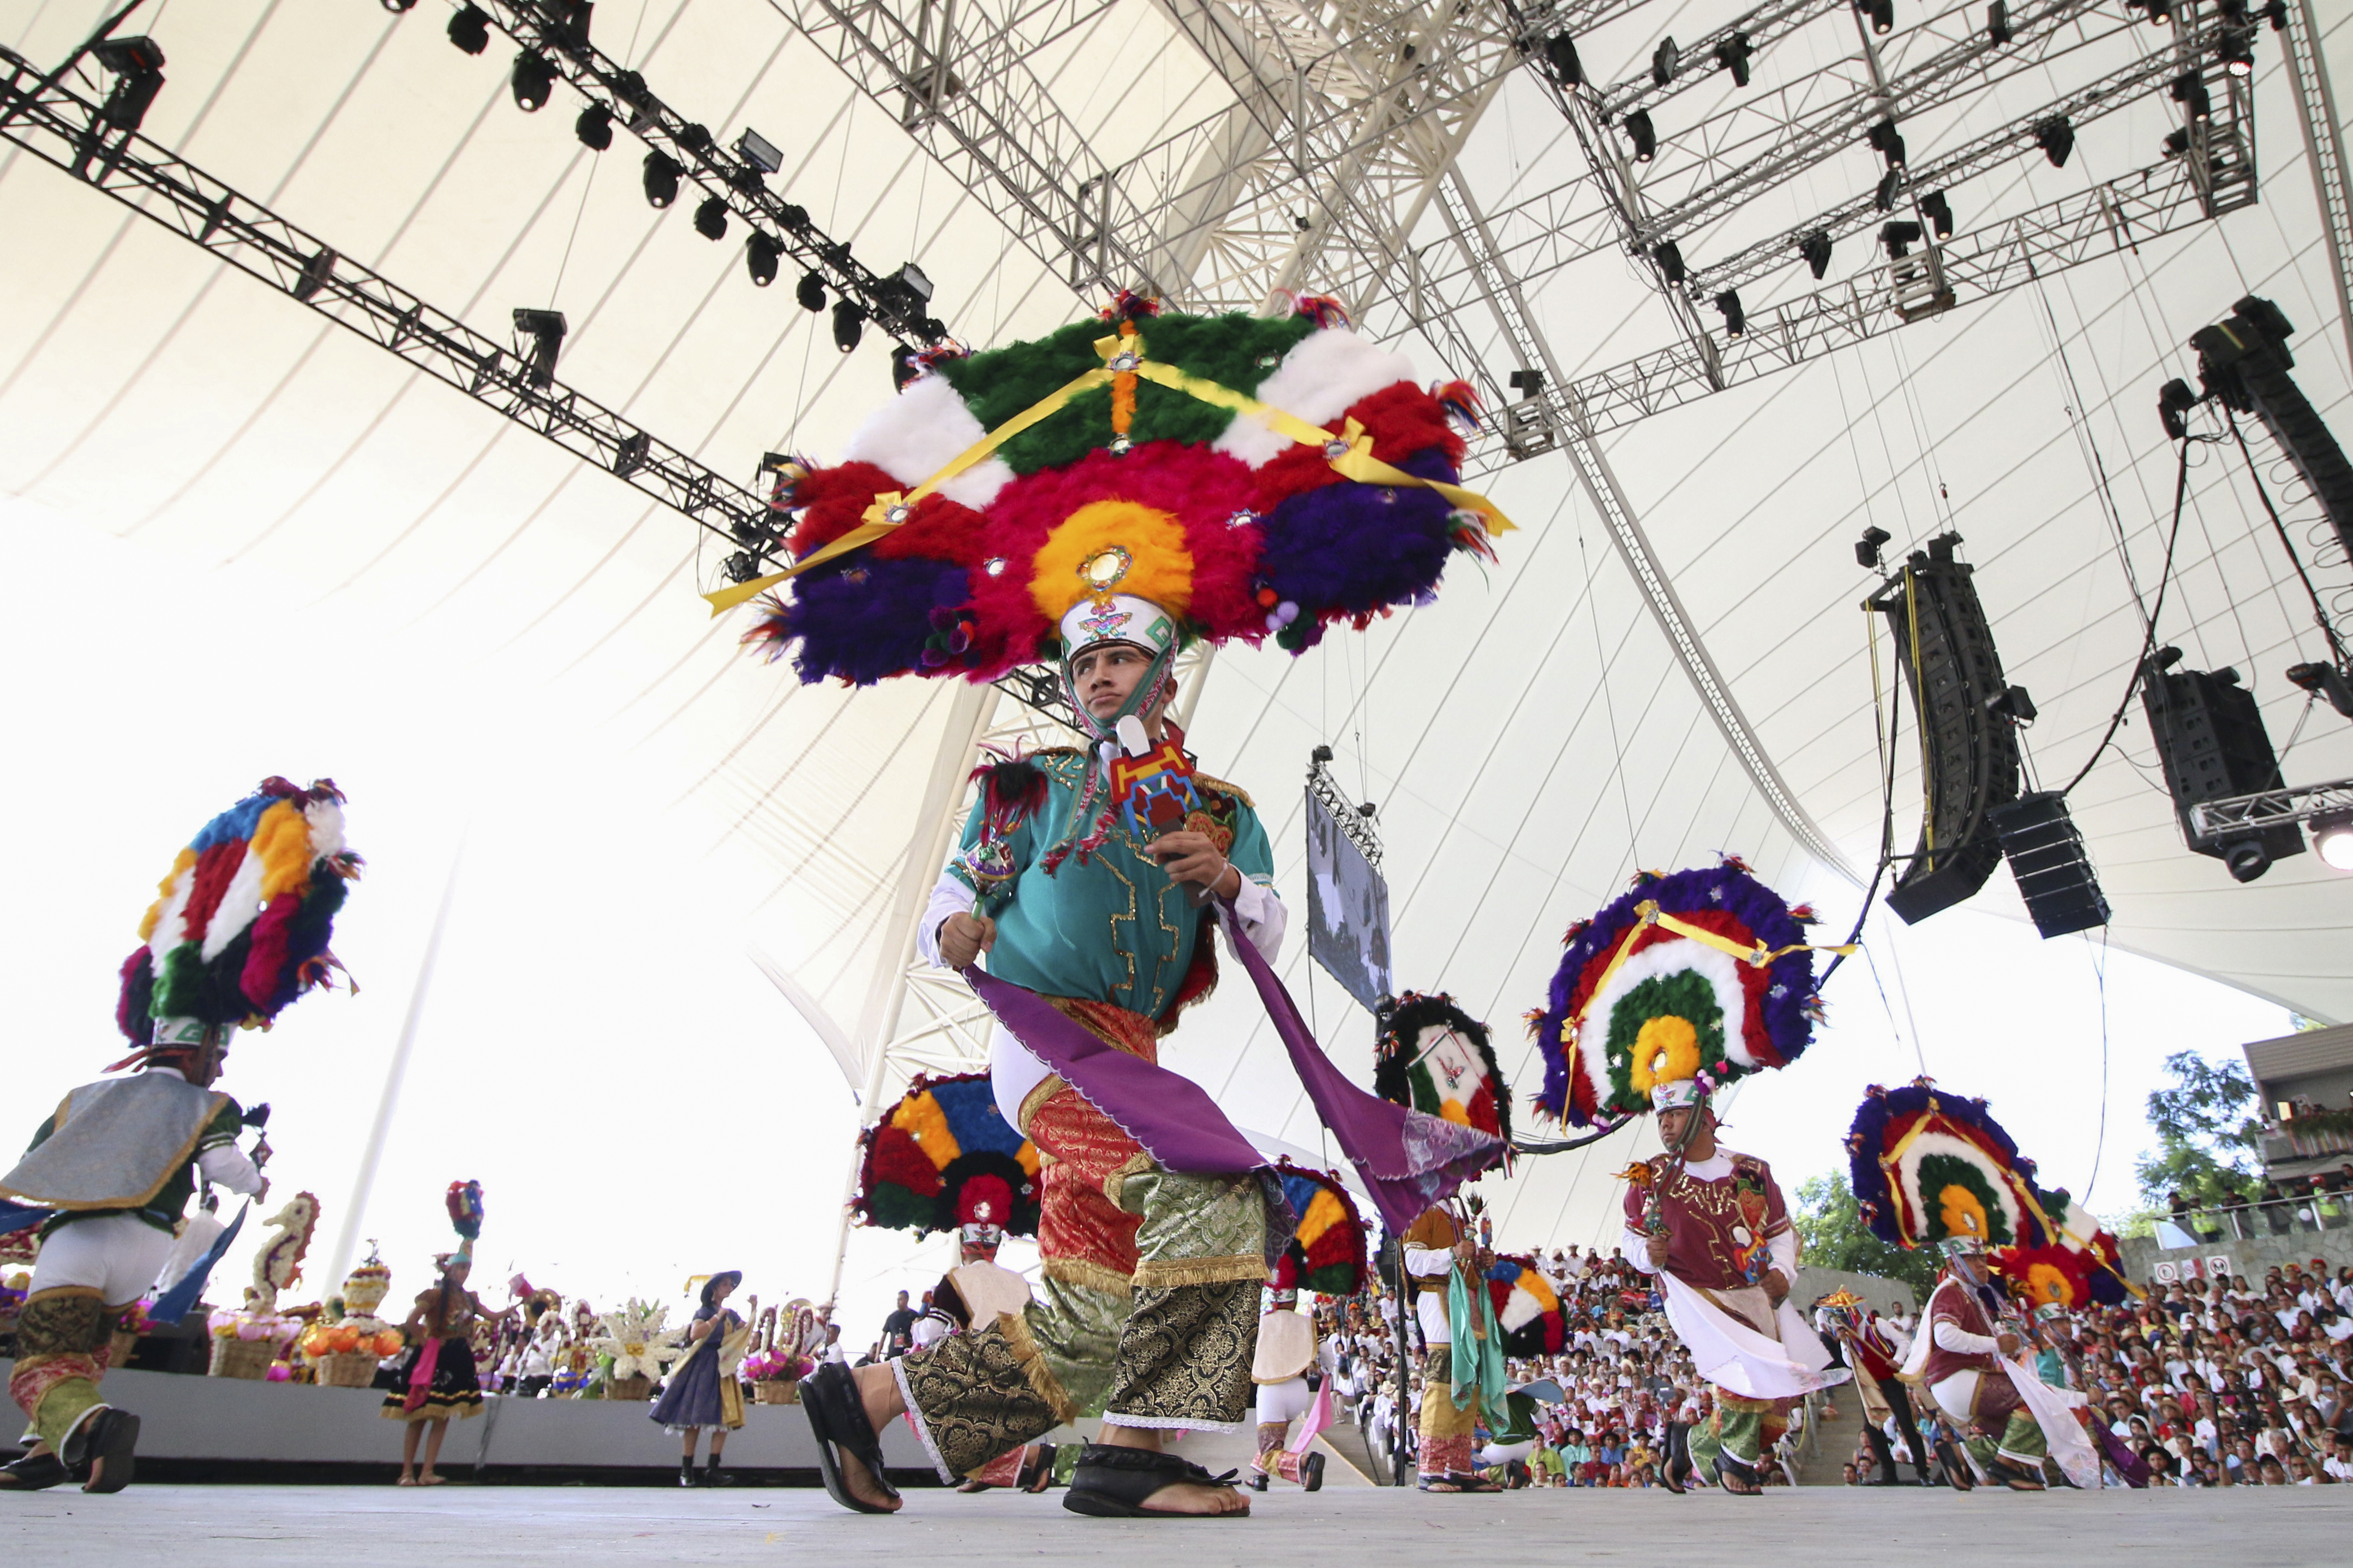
[{"left": 3, "top": 1482, "right": 2346, "bottom": 1565}]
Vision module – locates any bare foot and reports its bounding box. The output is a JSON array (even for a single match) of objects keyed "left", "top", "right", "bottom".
[
  {"left": 836, "top": 1365, "right": 905, "bottom": 1513},
  {"left": 1137, "top": 1479, "right": 1248, "bottom": 1515}
]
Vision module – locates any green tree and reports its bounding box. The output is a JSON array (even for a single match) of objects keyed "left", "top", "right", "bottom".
[
  {"left": 2133, "top": 1049, "right": 2266, "bottom": 1211},
  {"left": 1792, "top": 1170, "right": 1939, "bottom": 1301}
]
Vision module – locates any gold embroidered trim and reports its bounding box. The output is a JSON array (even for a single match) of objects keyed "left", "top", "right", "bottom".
[
  {"left": 1132, "top": 1252, "right": 1268, "bottom": 1289},
  {"left": 1103, "top": 1150, "right": 1156, "bottom": 1210},
  {"left": 1, "top": 1089, "right": 233, "bottom": 1211},
  {"left": 1040, "top": 1256, "right": 1135, "bottom": 1296},
  {"left": 993, "top": 1310, "right": 1080, "bottom": 1423},
  {"left": 1192, "top": 772, "right": 1255, "bottom": 810},
  {"left": 1017, "top": 1074, "right": 1068, "bottom": 1135}
]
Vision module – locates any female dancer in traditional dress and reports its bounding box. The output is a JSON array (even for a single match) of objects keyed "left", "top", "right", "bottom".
[
  {"left": 381, "top": 1250, "right": 511, "bottom": 1485},
  {"left": 650, "top": 1272, "right": 750, "bottom": 1486}
]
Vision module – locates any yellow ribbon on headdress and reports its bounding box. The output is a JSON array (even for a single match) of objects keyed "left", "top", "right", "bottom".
[
  {"left": 702, "top": 328, "right": 1515, "bottom": 616},
  {"left": 1555, "top": 898, "right": 1857, "bottom": 1061}
]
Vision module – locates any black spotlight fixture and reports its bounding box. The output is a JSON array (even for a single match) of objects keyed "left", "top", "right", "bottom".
[
  {"left": 1860, "top": 0, "right": 1895, "bottom": 35},
  {"left": 642, "top": 149, "right": 681, "bottom": 208},
  {"left": 574, "top": 102, "right": 613, "bottom": 151},
  {"left": 1623, "top": 110, "right": 1657, "bottom": 163},
  {"left": 2286, "top": 660, "right": 2353, "bottom": 719},
  {"left": 1855, "top": 525, "right": 1891, "bottom": 569},
  {"left": 510, "top": 51, "right": 555, "bottom": 113},
  {"left": 1651, "top": 38, "right": 1679, "bottom": 87},
  {"left": 2158, "top": 376, "right": 2200, "bottom": 440},
  {"left": 2035, "top": 117, "right": 2075, "bottom": 168},
  {"left": 1799, "top": 229, "right": 1833, "bottom": 279},
  {"left": 382, "top": 0, "right": 419, "bottom": 11},
  {"left": 1881, "top": 220, "right": 1924, "bottom": 260},
  {"left": 746, "top": 233, "right": 780, "bottom": 287},
  {"left": 1919, "top": 189, "right": 1954, "bottom": 238},
  {"left": 693, "top": 195, "right": 730, "bottom": 241},
  {"left": 1875, "top": 169, "right": 1902, "bottom": 213},
  {"left": 2171, "top": 72, "right": 2212, "bottom": 121},
  {"left": 2217, "top": 27, "right": 2255, "bottom": 77},
  {"left": 2260, "top": 0, "right": 2289, "bottom": 29},
  {"left": 891, "top": 345, "right": 923, "bottom": 391},
  {"left": 1716, "top": 32, "right": 1753, "bottom": 89},
  {"left": 2312, "top": 809, "right": 2353, "bottom": 873},
  {"left": 92, "top": 36, "right": 166, "bottom": 134},
  {"left": 448, "top": 5, "right": 491, "bottom": 56},
  {"left": 831, "top": 297, "right": 866, "bottom": 353},
  {"left": 1542, "top": 33, "right": 1584, "bottom": 87},
  {"left": 795, "top": 272, "right": 827, "bottom": 313},
  {"left": 1652, "top": 240, "right": 1686, "bottom": 285},
  {"left": 1989, "top": 792, "right": 2110, "bottom": 939},
  {"left": 2141, "top": 646, "right": 2304, "bottom": 882},
  {"left": 1986, "top": 0, "right": 2013, "bottom": 43},
  {"left": 512, "top": 307, "right": 567, "bottom": 389},
  {"left": 1714, "top": 290, "right": 1745, "bottom": 337},
  {"left": 1867, "top": 532, "right": 2024, "bottom": 924},
  {"left": 1867, "top": 118, "right": 1907, "bottom": 169}
]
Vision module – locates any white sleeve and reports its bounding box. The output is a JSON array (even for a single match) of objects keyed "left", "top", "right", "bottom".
[
  {"left": 196, "top": 1142, "right": 266, "bottom": 1195},
  {"left": 1225, "top": 876, "right": 1286, "bottom": 963},
  {"left": 1403, "top": 1246, "right": 1453, "bottom": 1279},
  {"left": 1933, "top": 1319, "right": 2000, "bottom": 1355},
  {"left": 1768, "top": 1225, "right": 1799, "bottom": 1279},
  {"left": 913, "top": 873, "right": 978, "bottom": 968},
  {"left": 1622, "top": 1229, "right": 1659, "bottom": 1275}
]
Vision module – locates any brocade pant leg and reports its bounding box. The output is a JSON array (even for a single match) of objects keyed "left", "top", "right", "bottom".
[
  {"left": 1416, "top": 1344, "right": 1476, "bottom": 1478},
  {"left": 7, "top": 1288, "right": 118, "bottom": 1452},
  {"left": 1099, "top": 1163, "right": 1266, "bottom": 1433}
]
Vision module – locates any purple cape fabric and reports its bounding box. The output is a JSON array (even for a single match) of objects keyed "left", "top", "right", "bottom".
[{"left": 959, "top": 902, "right": 1502, "bottom": 1234}]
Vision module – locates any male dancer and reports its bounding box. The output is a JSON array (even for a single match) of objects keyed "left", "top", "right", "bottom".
[
  {"left": 1246, "top": 1253, "right": 1326, "bottom": 1492},
  {"left": 800, "top": 591, "right": 1283, "bottom": 1519},
  {"left": 1, "top": 1022, "right": 267, "bottom": 1492},
  {"left": 1621, "top": 1082, "right": 1845, "bottom": 1495},
  {"left": 1909, "top": 1237, "right": 2049, "bottom": 1490},
  {"left": 1822, "top": 1291, "right": 1931, "bottom": 1486},
  {"left": 1400, "top": 1204, "right": 1500, "bottom": 1492}
]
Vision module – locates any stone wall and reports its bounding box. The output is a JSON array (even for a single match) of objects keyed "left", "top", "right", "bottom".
[
  {"left": 1793, "top": 1263, "right": 1917, "bottom": 1312},
  {"left": 2117, "top": 1225, "right": 2353, "bottom": 1285}
]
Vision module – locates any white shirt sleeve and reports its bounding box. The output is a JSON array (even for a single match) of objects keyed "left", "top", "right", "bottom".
[
  {"left": 196, "top": 1142, "right": 266, "bottom": 1196},
  {"left": 1225, "top": 876, "right": 1286, "bottom": 963},
  {"left": 1933, "top": 1319, "right": 2000, "bottom": 1355},
  {"left": 1403, "top": 1245, "right": 1453, "bottom": 1279},
  {"left": 1622, "top": 1229, "right": 1660, "bottom": 1274},
  {"left": 1768, "top": 1224, "right": 1799, "bottom": 1280},
  {"left": 914, "top": 872, "right": 978, "bottom": 968}
]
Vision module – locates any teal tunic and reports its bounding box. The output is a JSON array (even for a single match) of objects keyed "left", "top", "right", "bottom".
[{"left": 949, "top": 748, "right": 1274, "bottom": 1020}]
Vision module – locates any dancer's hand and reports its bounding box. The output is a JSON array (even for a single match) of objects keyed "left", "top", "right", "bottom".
[
  {"left": 1996, "top": 1331, "right": 2023, "bottom": 1357},
  {"left": 939, "top": 912, "right": 996, "bottom": 968},
  {"left": 1147, "top": 830, "right": 1237, "bottom": 893},
  {"left": 1644, "top": 1235, "right": 1668, "bottom": 1270},
  {"left": 1761, "top": 1268, "right": 1789, "bottom": 1306}
]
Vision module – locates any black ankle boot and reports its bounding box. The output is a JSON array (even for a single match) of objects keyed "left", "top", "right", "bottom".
[
  {"left": 704, "top": 1456, "right": 728, "bottom": 1487},
  {"left": 679, "top": 1457, "right": 697, "bottom": 1487}
]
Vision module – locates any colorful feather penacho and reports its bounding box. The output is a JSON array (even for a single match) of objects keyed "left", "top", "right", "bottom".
[
  {"left": 1485, "top": 1255, "right": 1566, "bottom": 1357},
  {"left": 445, "top": 1180, "right": 484, "bottom": 1243},
  {"left": 116, "top": 777, "right": 362, "bottom": 1044},
  {"left": 1845, "top": 1080, "right": 2052, "bottom": 1252},
  {"left": 1374, "top": 992, "right": 1512, "bottom": 1146},
  {"left": 1273, "top": 1161, "right": 1368, "bottom": 1296},
  {"left": 736, "top": 298, "right": 1507, "bottom": 685},
  {"left": 1530, "top": 858, "right": 1828, "bottom": 1127},
  {"left": 855, "top": 1072, "right": 1041, "bottom": 1237}
]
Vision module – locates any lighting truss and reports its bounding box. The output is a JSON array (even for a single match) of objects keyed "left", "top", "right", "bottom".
[
  {"left": 0, "top": 47, "right": 772, "bottom": 551},
  {"left": 2277, "top": 0, "right": 2353, "bottom": 378},
  {"left": 2188, "top": 775, "right": 2353, "bottom": 839},
  {"left": 444, "top": 1, "right": 950, "bottom": 345},
  {"left": 1307, "top": 747, "right": 1383, "bottom": 869}
]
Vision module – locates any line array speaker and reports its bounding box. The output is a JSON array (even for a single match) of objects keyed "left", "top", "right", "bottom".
[
  {"left": 2138, "top": 647, "right": 2304, "bottom": 882},
  {"left": 1987, "top": 791, "right": 2109, "bottom": 938}
]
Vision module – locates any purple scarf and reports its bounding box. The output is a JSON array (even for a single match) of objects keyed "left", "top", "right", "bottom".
[{"left": 960, "top": 901, "right": 1502, "bottom": 1232}]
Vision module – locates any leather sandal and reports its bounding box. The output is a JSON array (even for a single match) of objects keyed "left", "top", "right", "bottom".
[
  {"left": 63, "top": 1409, "right": 139, "bottom": 1495},
  {"left": 0, "top": 1450, "right": 68, "bottom": 1492},
  {"left": 1022, "top": 1444, "right": 1057, "bottom": 1493},
  {"left": 1659, "top": 1454, "right": 1690, "bottom": 1495},
  {"left": 1299, "top": 1451, "right": 1324, "bottom": 1493},
  {"left": 799, "top": 1363, "right": 900, "bottom": 1515},
  {"left": 1062, "top": 1444, "right": 1246, "bottom": 1518},
  {"left": 1713, "top": 1451, "right": 1762, "bottom": 1495},
  {"left": 1984, "top": 1455, "right": 2046, "bottom": 1492},
  {"left": 1937, "top": 1439, "right": 1977, "bottom": 1492}
]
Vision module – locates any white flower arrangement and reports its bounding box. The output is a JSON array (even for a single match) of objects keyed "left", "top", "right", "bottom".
[{"left": 589, "top": 1297, "right": 683, "bottom": 1383}]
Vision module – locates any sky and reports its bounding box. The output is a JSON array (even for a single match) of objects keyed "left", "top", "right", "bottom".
[{"left": 0, "top": 491, "right": 2301, "bottom": 1351}]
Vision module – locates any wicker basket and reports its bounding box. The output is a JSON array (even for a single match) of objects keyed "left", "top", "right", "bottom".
[
  {"left": 753, "top": 1380, "right": 799, "bottom": 1405},
  {"left": 108, "top": 1330, "right": 138, "bottom": 1367},
  {"left": 313, "top": 1353, "right": 381, "bottom": 1388},
  {"left": 209, "top": 1337, "right": 276, "bottom": 1380},
  {"left": 608, "top": 1374, "right": 652, "bottom": 1401}
]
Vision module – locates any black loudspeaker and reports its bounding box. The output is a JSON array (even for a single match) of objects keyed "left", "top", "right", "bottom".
[
  {"left": 2192, "top": 296, "right": 2353, "bottom": 567},
  {"left": 1868, "top": 533, "right": 2022, "bottom": 923},
  {"left": 2138, "top": 647, "right": 2304, "bottom": 882},
  {"left": 1987, "top": 792, "right": 2109, "bottom": 938}
]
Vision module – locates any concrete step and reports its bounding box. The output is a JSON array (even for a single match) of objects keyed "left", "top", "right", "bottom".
[{"left": 1795, "top": 1391, "right": 1869, "bottom": 1486}]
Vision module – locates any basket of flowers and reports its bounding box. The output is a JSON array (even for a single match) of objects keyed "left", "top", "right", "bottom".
[
  {"left": 588, "top": 1299, "right": 679, "bottom": 1402},
  {"left": 744, "top": 1349, "right": 811, "bottom": 1403},
  {"left": 209, "top": 1306, "right": 300, "bottom": 1379}
]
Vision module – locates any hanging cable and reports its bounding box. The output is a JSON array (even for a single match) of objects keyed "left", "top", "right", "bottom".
[
  {"left": 2226, "top": 410, "right": 2352, "bottom": 668},
  {"left": 2061, "top": 435, "right": 2201, "bottom": 797}
]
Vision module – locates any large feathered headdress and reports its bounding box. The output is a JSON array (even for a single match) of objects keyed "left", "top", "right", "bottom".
[
  {"left": 114, "top": 777, "right": 361, "bottom": 1058},
  {"left": 856, "top": 1072, "right": 1041, "bottom": 1238},
  {"left": 1274, "top": 1161, "right": 1368, "bottom": 1296},
  {"left": 710, "top": 295, "right": 1508, "bottom": 686},
  {"left": 1846, "top": 1080, "right": 2052, "bottom": 1252},
  {"left": 1374, "top": 992, "right": 1512, "bottom": 1146},
  {"left": 1530, "top": 859, "right": 1838, "bottom": 1127}
]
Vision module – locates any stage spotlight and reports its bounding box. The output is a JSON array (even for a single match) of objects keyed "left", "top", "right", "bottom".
[
  {"left": 448, "top": 5, "right": 490, "bottom": 55},
  {"left": 1543, "top": 34, "right": 1585, "bottom": 87},
  {"left": 735, "top": 128, "right": 783, "bottom": 177},
  {"left": 1855, "top": 525, "right": 1891, "bottom": 569},
  {"left": 2141, "top": 647, "right": 2304, "bottom": 882},
  {"left": 2313, "top": 810, "right": 2353, "bottom": 872},
  {"left": 1875, "top": 170, "right": 1902, "bottom": 213},
  {"left": 575, "top": 103, "right": 613, "bottom": 150},
  {"left": 1624, "top": 110, "right": 1657, "bottom": 163},
  {"left": 1881, "top": 220, "right": 1923, "bottom": 260},
  {"left": 693, "top": 195, "right": 730, "bottom": 241},
  {"left": 1861, "top": 0, "right": 1895, "bottom": 35},
  {"left": 1714, "top": 290, "right": 1745, "bottom": 337},
  {"left": 1653, "top": 240, "right": 1686, "bottom": 285},
  {"left": 2036, "top": 117, "right": 2075, "bottom": 167},
  {"left": 382, "top": 0, "right": 418, "bottom": 12},
  {"left": 1716, "top": 32, "right": 1753, "bottom": 88},
  {"left": 2158, "top": 377, "right": 2200, "bottom": 440},
  {"left": 2285, "top": 660, "right": 2353, "bottom": 718},
  {"left": 1986, "top": 0, "right": 2013, "bottom": 43},
  {"left": 642, "top": 150, "right": 681, "bottom": 208},
  {"left": 2259, "top": 0, "right": 2288, "bottom": 28},
  {"left": 1919, "top": 190, "right": 1954, "bottom": 238},
  {"left": 1800, "top": 230, "right": 1833, "bottom": 279},
  {"left": 795, "top": 272, "right": 827, "bottom": 313},
  {"left": 746, "top": 234, "right": 780, "bottom": 287},
  {"left": 512, "top": 308, "right": 567, "bottom": 390},
  {"left": 614, "top": 431, "right": 651, "bottom": 478},
  {"left": 1867, "top": 118, "right": 1907, "bottom": 169},
  {"left": 2171, "top": 72, "right": 2212, "bottom": 121},
  {"left": 92, "top": 36, "right": 166, "bottom": 133},
  {"left": 2218, "top": 28, "right": 2255, "bottom": 77},
  {"left": 1652, "top": 39, "right": 1679, "bottom": 87},
  {"left": 511, "top": 52, "right": 555, "bottom": 113},
  {"left": 833, "top": 298, "right": 866, "bottom": 353}
]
